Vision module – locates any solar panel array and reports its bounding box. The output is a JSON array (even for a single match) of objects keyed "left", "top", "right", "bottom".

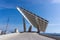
[{"left": 17, "top": 7, "right": 48, "bottom": 32}]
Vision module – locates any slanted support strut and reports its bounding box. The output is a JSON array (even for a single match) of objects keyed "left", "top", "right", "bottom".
[
  {"left": 37, "top": 27, "right": 40, "bottom": 33},
  {"left": 35, "top": 17, "right": 40, "bottom": 33},
  {"left": 28, "top": 25, "right": 32, "bottom": 32}
]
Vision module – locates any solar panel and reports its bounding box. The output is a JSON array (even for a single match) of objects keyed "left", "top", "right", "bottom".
[{"left": 17, "top": 7, "right": 48, "bottom": 32}]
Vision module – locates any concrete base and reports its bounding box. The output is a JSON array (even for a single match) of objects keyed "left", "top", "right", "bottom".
[{"left": 0, "top": 32, "right": 56, "bottom": 40}]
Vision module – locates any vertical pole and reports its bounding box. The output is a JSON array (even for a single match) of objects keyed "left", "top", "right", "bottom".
[
  {"left": 5, "top": 18, "right": 9, "bottom": 33},
  {"left": 23, "top": 16, "right": 26, "bottom": 32}
]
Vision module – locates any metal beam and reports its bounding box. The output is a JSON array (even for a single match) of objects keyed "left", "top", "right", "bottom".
[{"left": 23, "top": 16, "right": 26, "bottom": 32}]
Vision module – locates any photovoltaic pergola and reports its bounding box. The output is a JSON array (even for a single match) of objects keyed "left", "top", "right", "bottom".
[{"left": 17, "top": 7, "right": 48, "bottom": 33}]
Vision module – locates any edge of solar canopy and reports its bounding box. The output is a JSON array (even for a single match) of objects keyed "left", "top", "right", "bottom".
[{"left": 16, "top": 6, "right": 48, "bottom": 23}]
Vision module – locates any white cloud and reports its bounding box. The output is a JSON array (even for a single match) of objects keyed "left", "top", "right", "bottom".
[
  {"left": 0, "top": 0, "right": 20, "bottom": 9},
  {"left": 48, "top": 23, "right": 60, "bottom": 26},
  {"left": 51, "top": 0, "right": 60, "bottom": 3}
]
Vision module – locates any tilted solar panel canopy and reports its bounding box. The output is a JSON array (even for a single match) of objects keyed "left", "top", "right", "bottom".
[{"left": 17, "top": 7, "right": 48, "bottom": 32}]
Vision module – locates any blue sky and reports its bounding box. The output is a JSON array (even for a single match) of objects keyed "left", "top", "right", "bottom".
[{"left": 0, "top": 0, "right": 60, "bottom": 33}]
